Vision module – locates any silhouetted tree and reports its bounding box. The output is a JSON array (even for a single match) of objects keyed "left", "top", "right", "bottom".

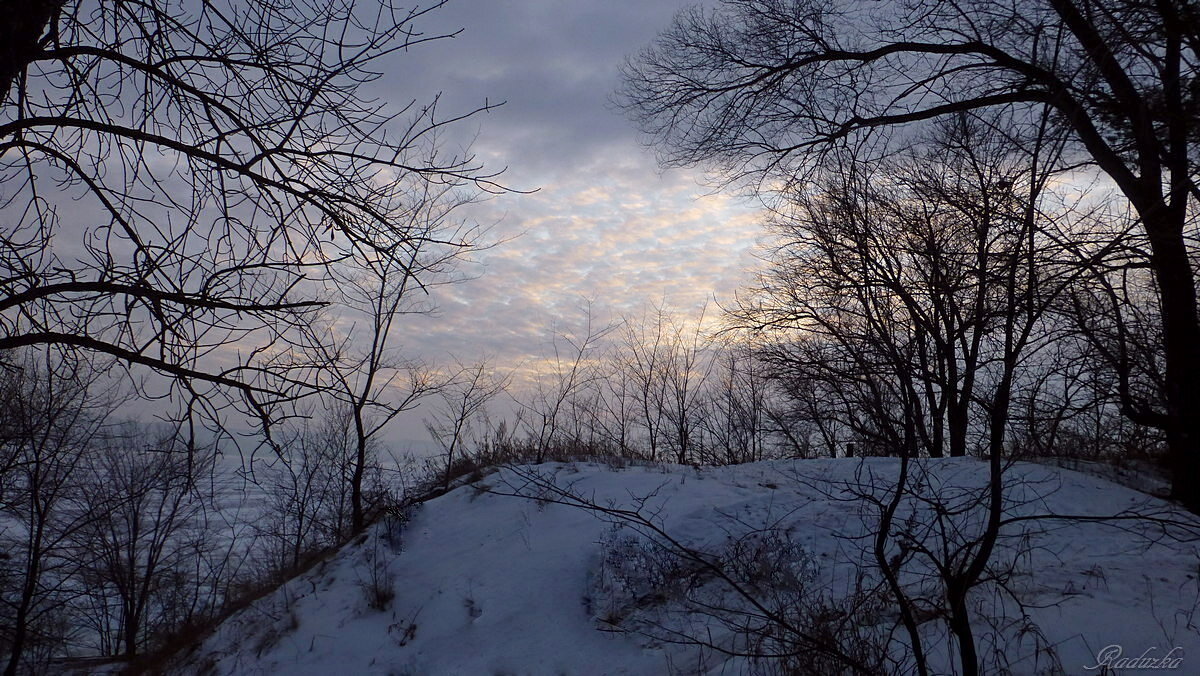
[
  {"left": 1, "top": 0, "right": 502, "bottom": 434},
  {"left": 621, "top": 0, "right": 1200, "bottom": 510},
  {"left": 0, "top": 349, "right": 116, "bottom": 675},
  {"left": 310, "top": 177, "right": 486, "bottom": 530},
  {"left": 513, "top": 303, "right": 612, "bottom": 462},
  {"left": 425, "top": 359, "right": 509, "bottom": 490},
  {"left": 736, "top": 114, "right": 1072, "bottom": 462},
  {"left": 72, "top": 423, "right": 216, "bottom": 660}
]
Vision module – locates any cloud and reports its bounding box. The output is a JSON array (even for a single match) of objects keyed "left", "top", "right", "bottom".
[
  {"left": 218, "top": 0, "right": 758, "bottom": 441},
  {"left": 392, "top": 143, "right": 763, "bottom": 374},
  {"left": 376, "top": 1, "right": 704, "bottom": 182}
]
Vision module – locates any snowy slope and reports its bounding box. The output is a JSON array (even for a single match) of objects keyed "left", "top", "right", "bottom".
[{"left": 174, "top": 459, "right": 1200, "bottom": 675}]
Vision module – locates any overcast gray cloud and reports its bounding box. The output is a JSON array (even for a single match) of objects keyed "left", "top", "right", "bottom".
[
  {"left": 367, "top": 1, "right": 763, "bottom": 373},
  {"left": 379, "top": 1, "right": 692, "bottom": 177},
  {"left": 283, "top": 0, "right": 767, "bottom": 445}
]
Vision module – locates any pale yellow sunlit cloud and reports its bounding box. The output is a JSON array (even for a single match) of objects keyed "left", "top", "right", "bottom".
[{"left": 388, "top": 145, "right": 765, "bottom": 381}]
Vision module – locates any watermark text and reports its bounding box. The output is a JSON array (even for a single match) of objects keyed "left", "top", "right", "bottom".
[{"left": 1084, "top": 645, "right": 1184, "bottom": 671}]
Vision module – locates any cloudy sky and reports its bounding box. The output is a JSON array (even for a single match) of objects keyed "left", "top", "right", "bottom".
[{"left": 373, "top": 1, "right": 764, "bottom": 377}]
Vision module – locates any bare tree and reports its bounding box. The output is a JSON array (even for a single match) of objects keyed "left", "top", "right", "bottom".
[
  {"left": 0, "top": 348, "right": 116, "bottom": 675},
  {"left": 614, "top": 307, "right": 672, "bottom": 462},
  {"left": 319, "top": 175, "right": 492, "bottom": 530},
  {"left": 512, "top": 302, "right": 612, "bottom": 462},
  {"left": 613, "top": 303, "right": 714, "bottom": 464},
  {"left": 592, "top": 348, "right": 641, "bottom": 458},
  {"left": 71, "top": 423, "right": 217, "bottom": 660},
  {"left": 1, "top": 0, "right": 503, "bottom": 437},
  {"left": 734, "top": 114, "right": 1072, "bottom": 463},
  {"left": 1054, "top": 227, "right": 1172, "bottom": 450},
  {"left": 425, "top": 359, "right": 509, "bottom": 490},
  {"left": 658, "top": 305, "right": 714, "bottom": 465},
  {"left": 710, "top": 107, "right": 1092, "bottom": 674},
  {"left": 254, "top": 408, "right": 359, "bottom": 572},
  {"left": 701, "top": 336, "right": 772, "bottom": 464},
  {"left": 620, "top": 0, "right": 1200, "bottom": 510}
]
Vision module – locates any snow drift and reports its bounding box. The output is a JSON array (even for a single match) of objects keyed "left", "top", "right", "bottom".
[{"left": 171, "top": 458, "right": 1200, "bottom": 675}]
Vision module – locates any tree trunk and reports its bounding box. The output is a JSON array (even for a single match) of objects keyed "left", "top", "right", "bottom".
[
  {"left": 1145, "top": 213, "right": 1200, "bottom": 512},
  {"left": 947, "top": 402, "right": 969, "bottom": 458},
  {"left": 4, "top": 560, "right": 38, "bottom": 676},
  {"left": 0, "top": 0, "right": 64, "bottom": 102},
  {"left": 5, "top": 522, "right": 44, "bottom": 676},
  {"left": 122, "top": 603, "right": 139, "bottom": 660},
  {"left": 947, "top": 587, "right": 979, "bottom": 676},
  {"left": 351, "top": 433, "right": 366, "bottom": 532}
]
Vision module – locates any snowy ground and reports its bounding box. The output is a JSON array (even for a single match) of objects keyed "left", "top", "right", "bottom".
[{"left": 172, "top": 458, "right": 1200, "bottom": 675}]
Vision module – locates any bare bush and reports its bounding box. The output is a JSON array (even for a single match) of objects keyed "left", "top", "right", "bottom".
[
  {"left": 70, "top": 423, "right": 220, "bottom": 660},
  {"left": 0, "top": 349, "right": 117, "bottom": 675}
]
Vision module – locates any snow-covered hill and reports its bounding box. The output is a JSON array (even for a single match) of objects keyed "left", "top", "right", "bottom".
[{"left": 172, "top": 458, "right": 1200, "bottom": 675}]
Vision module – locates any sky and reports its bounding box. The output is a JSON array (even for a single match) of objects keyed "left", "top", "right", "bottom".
[
  {"left": 14, "top": 0, "right": 1132, "bottom": 458},
  {"left": 370, "top": 1, "right": 764, "bottom": 381},
  {"left": 10, "top": 0, "right": 766, "bottom": 451}
]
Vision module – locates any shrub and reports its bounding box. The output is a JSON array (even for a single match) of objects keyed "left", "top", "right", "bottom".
[
  {"left": 359, "top": 533, "right": 396, "bottom": 612},
  {"left": 591, "top": 523, "right": 895, "bottom": 674}
]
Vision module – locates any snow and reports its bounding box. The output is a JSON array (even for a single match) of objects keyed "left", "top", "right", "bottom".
[{"left": 174, "top": 458, "right": 1200, "bottom": 675}]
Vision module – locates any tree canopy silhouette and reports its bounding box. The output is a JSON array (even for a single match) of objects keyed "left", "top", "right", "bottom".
[
  {"left": 620, "top": 0, "right": 1200, "bottom": 511},
  {"left": 0, "top": 0, "right": 500, "bottom": 429}
]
